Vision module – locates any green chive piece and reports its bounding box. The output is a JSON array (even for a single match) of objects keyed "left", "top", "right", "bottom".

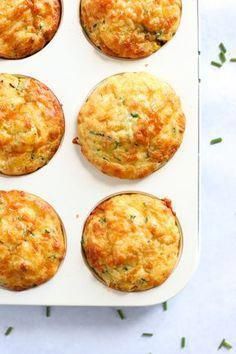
[
  {"left": 131, "top": 113, "right": 139, "bottom": 118},
  {"left": 230, "top": 58, "right": 236, "bottom": 62},
  {"left": 117, "top": 309, "right": 125, "bottom": 320},
  {"left": 5, "top": 327, "right": 13, "bottom": 336},
  {"left": 210, "top": 137, "right": 223, "bottom": 145},
  {"left": 219, "top": 43, "right": 227, "bottom": 54},
  {"left": 142, "top": 333, "right": 153, "bottom": 337},
  {"left": 219, "top": 52, "right": 226, "bottom": 63},
  {"left": 162, "top": 301, "right": 168, "bottom": 311},
  {"left": 181, "top": 337, "right": 186, "bottom": 349},
  {"left": 46, "top": 306, "right": 51, "bottom": 317},
  {"left": 218, "top": 339, "right": 232, "bottom": 350},
  {"left": 211, "top": 61, "right": 222, "bottom": 68}
]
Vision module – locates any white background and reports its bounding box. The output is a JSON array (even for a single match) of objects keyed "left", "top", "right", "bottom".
[{"left": 0, "top": 0, "right": 236, "bottom": 353}]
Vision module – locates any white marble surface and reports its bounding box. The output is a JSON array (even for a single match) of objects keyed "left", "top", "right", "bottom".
[{"left": 1, "top": 1, "right": 236, "bottom": 353}]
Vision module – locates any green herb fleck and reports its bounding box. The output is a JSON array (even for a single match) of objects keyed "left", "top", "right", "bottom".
[
  {"left": 210, "top": 137, "right": 222, "bottom": 145},
  {"left": 99, "top": 217, "right": 107, "bottom": 224},
  {"left": 130, "top": 215, "right": 136, "bottom": 221},
  {"left": 162, "top": 301, "right": 168, "bottom": 311},
  {"left": 219, "top": 52, "right": 226, "bottom": 63},
  {"left": 46, "top": 306, "right": 51, "bottom": 317},
  {"left": 89, "top": 131, "right": 105, "bottom": 137},
  {"left": 131, "top": 113, "right": 139, "bottom": 118},
  {"left": 219, "top": 43, "right": 227, "bottom": 54},
  {"left": 44, "top": 229, "right": 50, "bottom": 234},
  {"left": 145, "top": 217, "right": 148, "bottom": 223},
  {"left": 211, "top": 61, "right": 222, "bottom": 68},
  {"left": 5, "top": 327, "right": 13, "bottom": 336},
  {"left": 218, "top": 339, "right": 232, "bottom": 350},
  {"left": 230, "top": 58, "right": 236, "bottom": 62},
  {"left": 181, "top": 337, "right": 186, "bottom": 349},
  {"left": 142, "top": 333, "right": 153, "bottom": 337},
  {"left": 117, "top": 309, "right": 125, "bottom": 320}
]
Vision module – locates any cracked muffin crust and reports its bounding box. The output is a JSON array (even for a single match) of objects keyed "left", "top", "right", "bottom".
[
  {"left": 0, "top": 74, "right": 65, "bottom": 176},
  {"left": 80, "top": 0, "right": 182, "bottom": 59},
  {"left": 77, "top": 72, "right": 185, "bottom": 179},
  {"left": 0, "top": 190, "right": 66, "bottom": 291},
  {"left": 82, "top": 193, "right": 182, "bottom": 292},
  {"left": 0, "top": 0, "right": 61, "bottom": 59}
]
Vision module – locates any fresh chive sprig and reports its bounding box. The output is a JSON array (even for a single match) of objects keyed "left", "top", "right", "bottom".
[
  {"left": 162, "top": 301, "right": 168, "bottom": 311},
  {"left": 181, "top": 337, "right": 186, "bottom": 349},
  {"left": 219, "top": 43, "right": 227, "bottom": 54},
  {"left": 211, "top": 61, "right": 222, "bottom": 68},
  {"left": 218, "top": 339, "right": 232, "bottom": 350},
  {"left": 210, "top": 137, "right": 223, "bottom": 145},
  {"left": 117, "top": 309, "right": 125, "bottom": 320},
  {"left": 46, "top": 306, "right": 51, "bottom": 317},
  {"left": 4, "top": 327, "right": 13, "bottom": 336},
  {"left": 142, "top": 333, "right": 153, "bottom": 337}
]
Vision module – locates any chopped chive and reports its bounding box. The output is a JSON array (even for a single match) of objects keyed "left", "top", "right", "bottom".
[
  {"left": 5, "top": 327, "right": 13, "bottom": 336},
  {"left": 219, "top": 52, "right": 226, "bottom": 63},
  {"left": 130, "top": 215, "right": 136, "bottom": 220},
  {"left": 162, "top": 301, "right": 168, "bottom": 311},
  {"left": 211, "top": 61, "right": 222, "bottom": 68},
  {"left": 131, "top": 113, "right": 139, "bottom": 118},
  {"left": 210, "top": 137, "right": 223, "bottom": 145},
  {"left": 46, "top": 306, "right": 51, "bottom": 317},
  {"left": 219, "top": 43, "right": 227, "bottom": 54},
  {"left": 218, "top": 339, "right": 232, "bottom": 350},
  {"left": 142, "top": 333, "right": 153, "bottom": 337},
  {"left": 230, "top": 58, "right": 236, "bottom": 62},
  {"left": 117, "top": 309, "right": 125, "bottom": 320},
  {"left": 181, "top": 337, "right": 186, "bottom": 348}
]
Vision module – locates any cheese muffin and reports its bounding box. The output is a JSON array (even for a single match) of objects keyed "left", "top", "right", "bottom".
[
  {"left": 82, "top": 193, "right": 182, "bottom": 292},
  {"left": 0, "top": 190, "right": 66, "bottom": 291},
  {"left": 77, "top": 72, "right": 185, "bottom": 179},
  {"left": 80, "top": 0, "right": 182, "bottom": 59},
  {"left": 0, "top": 74, "right": 65, "bottom": 176},
  {"left": 0, "top": 0, "right": 61, "bottom": 59}
]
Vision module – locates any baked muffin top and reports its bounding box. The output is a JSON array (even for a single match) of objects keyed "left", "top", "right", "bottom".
[
  {"left": 82, "top": 193, "right": 182, "bottom": 292},
  {"left": 0, "top": 74, "right": 65, "bottom": 176},
  {"left": 0, "top": 0, "right": 61, "bottom": 59},
  {"left": 0, "top": 190, "right": 66, "bottom": 291},
  {"left": 80, "top": 0, "right": 182, "bottom": 58},
  {"left": 77, "top": 72, "right": 185, "bottom": 179}
]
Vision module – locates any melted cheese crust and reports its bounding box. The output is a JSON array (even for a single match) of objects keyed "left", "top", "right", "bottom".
[
  {"left": 0, "top": 74, "right": 65, "bottom": 176},
  {"left": 0, "top": 0, "right": 61, "bottom": 59},
  {"left": 0, "top": 190, "right": 66, "bottom": 291},
  {"left": 78, "top": 72, "right": 185, "bottom": 179},
  {"left": 81, "top": 0, "right": 182, "bottom": 58},
  {"left": 82, "top": 193, "right": 182, "bottom": 292}
]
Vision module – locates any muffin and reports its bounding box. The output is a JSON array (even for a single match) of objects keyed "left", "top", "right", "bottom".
[
  {"left": 80, "top": 0, "right": 182, "bottom": 59},
  {"left": 0, "top": 74, "right": 65, "bottom": 176},
  {"left": 0, "top": 190, "right": 66, "bottom": 291},
  {"left": 0, "top": 0, "right": 61, "bottom": 59},
  {"left": 77, "top": 72, "right": 185, "bottom": 179},
  {"left": 82, "top": 193, "right": 182, "bottom": 292}
]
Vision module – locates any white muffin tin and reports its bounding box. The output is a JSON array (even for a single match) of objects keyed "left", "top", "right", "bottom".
[{"left": 0, "top": 0, "right": 199, "bottom": 306}]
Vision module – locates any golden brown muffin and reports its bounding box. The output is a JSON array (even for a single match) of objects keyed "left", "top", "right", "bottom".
[
  {"left": 82, "top": 193, "right": 182, "bottom": 292},
  {"left": 0, "top": 190, "right": 66, "bottom": 291},
  {"left": 80, "top": 0, "right": 182, "bottom": 59},
  {"left": 77, "top": 72, "right": 185, "bottom": 179},
  {"left": 0, "top": 0, "right": 61, "bottom": 59},
  {"left": 0, "top": 74, "right": 65, "bottom": 176}
]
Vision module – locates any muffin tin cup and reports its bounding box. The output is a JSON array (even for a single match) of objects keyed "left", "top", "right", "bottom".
[
  {"left": 81, "top": 190, "right": 184, "bottom": 293},
  {"left": 0, "top": 190, "right": 67, "bottom": 292},
  {"left": 0, "top": 0, "right": 199, "bottom": 306},
  {"left": 0, "top": 73, "right": 65, "bottom": 177},
  {"left": 78, "top": 0, "right": 183, "bottom": 61},
  {"left": 0, "top": 0, "right": 64, "bottom": 60}
]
